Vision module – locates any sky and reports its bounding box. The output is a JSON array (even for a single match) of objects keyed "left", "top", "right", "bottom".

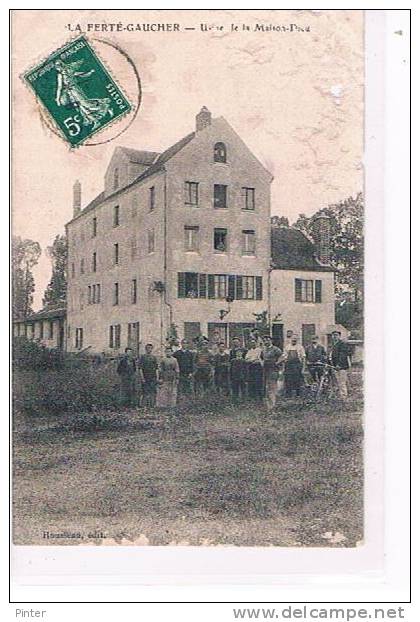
[{"left": 12, "top": 9, "right": 364, "bottom": 310}]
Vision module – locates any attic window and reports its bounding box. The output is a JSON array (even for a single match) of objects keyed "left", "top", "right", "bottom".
[
  {"left": 214, "top": 142, "right": 227, "bottom": 163},
  {"left": 113, "top": 168, "right": 119, "bottom": 190}
]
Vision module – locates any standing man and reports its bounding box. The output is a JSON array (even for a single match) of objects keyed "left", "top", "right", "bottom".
[
  {"left": 194, "top": 338, "right": 214, "bottom": 396},
  {"left": 330, "top": 330, "right": 351, "bottom": 400},
  {"left": 173, "top": 339, "right": 195, "bottom": 401},
  {"left": 138, "top": 343, "right": 159, "bottom": 407},
  {"left": 229, "top": 337, "right": 247, "bottom": 401},
  {"left": 117, "top": 347, "right": 137, "bottom": 407},
  {"left": 262, "top": 335, "right": 283, "bottom": 411},
  {"left": 245, "top": 338, "right": 264, "bottom": 400},
  {"left": 305, "top": 335, "right": 327, "bottom": 382},
  {"left": 283, "top": 334, "right": 306, "bottom": 397},
  {"left": 214, "top": 341, "right": 230, "bottom": 396}
]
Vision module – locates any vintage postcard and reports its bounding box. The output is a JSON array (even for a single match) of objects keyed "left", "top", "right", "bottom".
[{"left": 12, "top": 9, "right": 366, "bottom": 551}]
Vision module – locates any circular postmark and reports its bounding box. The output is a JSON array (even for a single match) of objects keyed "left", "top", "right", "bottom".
[{"left": 36, "top": 35, "right": 142, "bottom": 148}]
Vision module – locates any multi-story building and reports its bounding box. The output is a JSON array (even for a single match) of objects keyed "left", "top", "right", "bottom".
[{"left": 66, "top": 107, "right": 273, "bottom": 354}]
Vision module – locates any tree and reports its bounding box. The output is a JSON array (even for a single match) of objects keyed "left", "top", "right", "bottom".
[
  {"left": 292, "top": 193, "right": 364, "bottom": 303},
  {"left": 12, "top": 236, "right": 41, "bottom": 319},
  {"left": 271, "top": 215, "right": 289, "bottom": 228},
  {"left": 43, "top": 234, "right": 68, "bottom": 308}
]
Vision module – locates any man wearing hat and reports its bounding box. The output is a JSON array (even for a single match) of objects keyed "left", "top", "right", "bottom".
[{"left": 330, "top": 330, "right": 351, "bottom": 399}]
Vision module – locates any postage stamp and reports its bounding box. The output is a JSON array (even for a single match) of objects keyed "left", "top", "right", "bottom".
[{"left": 23, "top": 35, "right": 132, "bottom": 147}]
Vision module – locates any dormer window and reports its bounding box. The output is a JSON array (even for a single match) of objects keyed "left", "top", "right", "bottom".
[
  {"left": 113, "top": 168, "right": 119, "bottom": 190},
  {"left": 214, "top": 142, "right": 227, "bottom": 163}
]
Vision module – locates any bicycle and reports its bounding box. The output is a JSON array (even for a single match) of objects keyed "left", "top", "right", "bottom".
[{"left": 308, "top": 361, "right": 338, "bottom": 401}]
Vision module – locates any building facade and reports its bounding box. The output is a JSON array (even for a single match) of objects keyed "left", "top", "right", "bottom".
[
  {"left": 13, "top": 307, "right": 66, "bottom": 350},
  {"left": 270, "top": 226, "right": 338, "bottom": 349},
  {"left": 66, "top": 107, "right": 273, "bottom": 354}
]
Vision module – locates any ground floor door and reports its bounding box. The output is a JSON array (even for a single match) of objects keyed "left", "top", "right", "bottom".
[
  {"left": 183, "top": 321, "right": 201, "bottom": 345},
  {"left": 127, "top": 322, "right": 140, "bottom": 356},
  {"left": 302, "top": 323, "right": 316, "bottom": 348},
  {"left": 272, "top": 323, "right": 284, "bottom": 350}
]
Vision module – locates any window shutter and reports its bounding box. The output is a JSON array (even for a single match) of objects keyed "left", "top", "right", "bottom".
[
  {"left": 236, "top": 276, "right": 243, "bottom": 300},
  {"left": 178, "top": 272, "right": 186, "bottom": 298},
  {"left": 228, "top": 275, "right": 236, "bottom": 300},
  {"left": 256, "top": 276, "right": 263, "bottom": 300},
  {"left": 208, "top": 274, "right": 215, "bottom": 299},
  {"left": 295, "top": 279, "right": 302, "bottom": 302},
  {"left": 315, "top": 280, "right": 322, "bottom": 303},
  {"left": 199, "top": 274, "right": 207, "bottom": 298}
]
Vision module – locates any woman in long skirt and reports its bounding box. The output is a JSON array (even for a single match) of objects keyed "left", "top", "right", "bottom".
[{"left": 156, "top": 347, "right": 180, "bottom": 409}]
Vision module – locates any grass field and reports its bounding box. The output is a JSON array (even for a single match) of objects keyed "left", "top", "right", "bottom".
[{"left": 12, "top": 368, "right": 363, "bottom": 547}]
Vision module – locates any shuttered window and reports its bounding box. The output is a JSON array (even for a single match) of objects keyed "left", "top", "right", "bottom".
[
  {"left": 315, "top": 280, "right": 322, "bottom": 303},
  {"left": 295, "top": 278, "right": 321, "bottom": 303},
  {"left": 177, "top": 273, "right": 262, "bottom": 301},
  {"left": 199, "top": 274, "right": 207, "bottom": 298},
  {"left": 256, "top": 276, "right": 263, "bottom": 300}
]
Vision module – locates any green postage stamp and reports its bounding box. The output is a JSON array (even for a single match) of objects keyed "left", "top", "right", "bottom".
[{"left": 23, "top": 35, "right": 132, "bottom": 147}]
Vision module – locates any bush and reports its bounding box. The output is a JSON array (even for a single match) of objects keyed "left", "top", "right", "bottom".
[
  {"left": 12, "top": 337, "right": 64, "bottom": 370},
  {"left": 13, "top": 363, "right": 122, "bottom": 417}
]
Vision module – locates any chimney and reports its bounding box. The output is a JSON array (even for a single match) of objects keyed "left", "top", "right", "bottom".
[
  {"left": 196, "top": 106, "right": 211, "bottom": 132},
  {"left": 313, "top": 214, "right": 331, "bottom": 264},
  {"left": 73, "top": 180, "right": 81, "bottom": 217}
]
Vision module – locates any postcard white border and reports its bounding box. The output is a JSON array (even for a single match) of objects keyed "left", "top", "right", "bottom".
[{"left": 6, "top": 8, "right": 411, "bottom": 604}]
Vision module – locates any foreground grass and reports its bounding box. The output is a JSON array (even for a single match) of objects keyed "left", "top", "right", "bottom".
[{"left": 13, "top": 370, "right": 363, "bottom": 547}]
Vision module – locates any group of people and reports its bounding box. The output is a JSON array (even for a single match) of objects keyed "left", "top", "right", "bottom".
[
  {"left": 116, "top": 329, "right": 352, "bottom": 412},
  {"left": 117, "top": 331, "right": 351, "bottom": 411}
]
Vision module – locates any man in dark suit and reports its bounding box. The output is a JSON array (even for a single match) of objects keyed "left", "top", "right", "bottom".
[{"left": 117, "top": 347, "right": 137, "bottom": 407}]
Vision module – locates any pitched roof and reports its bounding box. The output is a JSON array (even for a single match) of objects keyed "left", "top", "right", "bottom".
[
  {"left": 118, "top": 147, "right": 160, "bottom": 165},
  {"left": 271, "top": 226, "right": 334, "bottom": 272},
  {"left": 68, "top": 132, "right": 196, "bottom": 224},
  {"left": 15, "top": 306, "right": 67, "bottom": 323}
]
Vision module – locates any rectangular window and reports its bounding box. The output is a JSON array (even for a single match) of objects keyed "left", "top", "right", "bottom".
[
  {"left": 199, "top": 273, "right": 207, "bottom": 299},
  {"left": 71, "top": 263, "right": 75, "bottom": 278},
  {"left": 131, "top": 196, "right": 138, "bottom": 219},
  {"left": 113, "top": 282, "right": 119, "bottom": 306},
  {"left": 92, "top": 252, "right": 97, "bottom": 272},
  {"left": 214, "top": 184, "right": 227, "bottom": 209},
  {"left": 242, "top": 187, "right": 255, "bottom": 210},
  {"left": 109, "top": 324, "right": 121, "bottom": 349},
  {"left": 130, "top": 236, "right": 137, "bottom": 260},
  {"left": 242, "top": 276, "right": 255, "bottom": 300},
  {"left": 148, "top": 229, "right": 155, "bottom": 253},
  {"left": 92, "top": 217, "right": 97, "bottom": 237},
  {"left": 184, "top": 225, "right": 199, "bottom": 252},
  {"left": 184, "top": 181, "right": 199, "bottom": 206},
  {"left": 113, "top": 205, "right": 120, "bottom": 227},
  {"left": 39, "top": 322, "right": 44, "bottom": 339},
  {"left": 113, "top": 168, "right": 119, "bottom": 190},
  {"left": 75, "top": 328, "right": 83, "bottom": 349},
  {"left": 178, "top": 272, "right": 199, "bottom": 298},
  {"left": 214, "top": 274, "right": 227, "bottom": 299},
  {"left": 96, "top": 284, "right": 101, "bottom": 303},
  {"left": 214, "top": 228, "right": 228, "bottom": 253},
  {"left": 295, "top": 279, "right": 321, "bottom": 303},
  {"left": 80, "top": 258, "right": 85, "bottom": 274},
  {"left": 49, "top": 321, "right": 54, "bottom": 339},
  {"left": 88, "top": 285, "right": 92, "bottom": 305},
  {"left": 114, "top": 243, "right": 119, "bottom": 265},
  {"left": 131, "top": 278, "right": 137, "bottom": 304},
  {"left": 149, "top": 186, "right": 155, "bottom": 211},
  {"left": 242, "top": 230, "right": 256, "bottom": 255}
]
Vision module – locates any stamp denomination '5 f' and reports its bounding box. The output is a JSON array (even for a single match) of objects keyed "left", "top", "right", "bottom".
[{"left": 23, "top": 35, "right": 132, "bottom": 147}]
